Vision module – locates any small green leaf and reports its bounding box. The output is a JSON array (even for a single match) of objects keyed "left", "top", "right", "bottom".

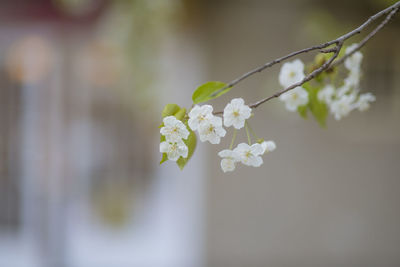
[
  {"left": 297, "top": 105, "right": 308, "bottom": 119},
  {"left": 160, "top": 153, "right": 168, "bottom": 164},
  {"left": 192, "top": 81, "right": 231, "bottom": 104},
  {"left": 159, "top": 134, "right": 168, "bottom": 164},
  {"left": 174, "top": 108, "right": 186, "bottom": 121},
  {"left": 303, "top": 83, "right": 328, "bottom": 127},
  {"left": 311, "top": 100, "right": 328, "bottom": 128},
  {"left": 162, "top": 104, "right": 181, "bottom": 118},
  {"left": 177, "top": 126, "right": 196, "bottom": 170}
]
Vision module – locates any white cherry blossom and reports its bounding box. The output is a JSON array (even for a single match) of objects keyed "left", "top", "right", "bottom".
[
  {"left": 198, "top": 116, "right": 226, "bottom": 144},
  {"left": 160, "top": 116, "right": 189, "bottom": 142},
  {"left": 218, "top": 149, "right": 240, "bottom": 172},
  {"left": 318, "top": 85, "right": 335, "bottom": 105},
  {"left": 343, "top": 70, "right": 361, "bottom": 90},
  {"left": 234, "top": 143, "right": 264, "bottom": 167},
  {"left": 356, "top": 92, "right": 376, "bottom": 111},
  {"left": 344, "top": 44, "right": 363, "bottom": 73},
  {"left": 223, "top": 98, "right": 252, "bottom": 129},
  {"left": 261, "top": 141, "right": 276, "bottom": 154},
  {"left": 336, "top": 84, "right": 351, "bottom": 98},
  {"left": 330, "top": 93, "right": 356, "bottom": 120},
  {"left": 188, "top": 104, "right": 213, "bottom": 131},
  {"left": 160, "top": 139, "right": 188, "bottom": 161},
  {"left": 279, "top": 59, "right": 305, "bottom": 87},
  {"left": 279, "top": 86, "right": 309, "bottom": 112}
]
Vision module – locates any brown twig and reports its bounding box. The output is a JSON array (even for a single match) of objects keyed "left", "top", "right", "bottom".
[
  {"left": 332, "top": 7, "right": 399, "bottom": 67},
  {"left": 250, "top": 42, "right": 342, "bottom": 109},
  {"left": 211, "top": 1, "right": 400, "bottom": 114}
]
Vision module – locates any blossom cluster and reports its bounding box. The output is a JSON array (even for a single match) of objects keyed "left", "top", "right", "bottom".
[
  {"left": 277, "top": 44, "right": 375, "bottom": 121},
  {"left": 160, "top": 116, "right": 190, "bottom": 161},
  {"left": 160, "top": 98, "right": 276, "bottom": 172},
  {"left": 159, "top": 44, "right": 374, "bottom": 172},
  {"left": 218, "top": 140, "right": 276, "bottom": 173},
  {"left": 317, "top": 44, "right": 375, "bottom": 120},
  {"left": 278, "top": 59, "right": 309, "bottom": 111}
]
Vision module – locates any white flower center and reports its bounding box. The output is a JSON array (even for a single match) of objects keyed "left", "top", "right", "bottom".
[
  {"left": 171, "top": 143, "right": 177, "bottom": 151},
  {"left": 245, "top": 151, "right": 252, "bottom": 158}
]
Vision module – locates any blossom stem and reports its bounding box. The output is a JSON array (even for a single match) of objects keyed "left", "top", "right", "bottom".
[
  {"left": 246, "top": 121, "right": 258, "bottom": 140},
  {"left": 245, "top": 123, "right": 252, "bottom": 145},
  {"left": 229, "top": 129, "right": 237, "bottom": 150}
]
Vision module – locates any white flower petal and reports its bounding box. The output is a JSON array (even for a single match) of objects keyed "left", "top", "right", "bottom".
[
  {"left": 318, "top": 85, "right": 335, "bottom": 104},
  {"left": 356, "top": 92, "right": 375, "bottom": 112},
  {"left": 159, "top": 141, "right": 169, "bottom": 153},
  {"left": 221, "top": 158, "right": 236, "bottom": 172},
  {"left": 345, "top": 44, "right": 363, "bottom": 73},
  {"left": 250, "top": 143, "right": 264, "bottom": 156},
  {"left": 218, "top": 149, "right": 240, "bottom": 173},
  {"left": 188, "top": 105, "right": 213, "bottom": 131},
  {"left": 279, "top": 87, "right": 309, "bottom": 112},
  {"left": 223, "top": 98, "right": 252, "bottom": 129},
  {"left": 279, "top": 59, "right": 305, "bottom": 88},
  {"left": 330, "top": 94, "right": 356, "bottom": 120},
  {"left": 248, "top": 156, "right": 263, "bottom": 167},
  {"left": 198, "top": 116, "right": 226, "bottom": 144},
  {"left": 233, "top": 143, "right": 263, "bottom": 167},
  {"left": 160, "top": 116, "right": 190, "bottom": 142},
  {"left": 159, "top": 140, "right": 188, "bottom": 162},
  {"left": 261, "top": 141, "right": 276, "bottom": 154}
]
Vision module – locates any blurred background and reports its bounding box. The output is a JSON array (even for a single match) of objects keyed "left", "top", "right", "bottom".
[{"left": 0, "top": 0, "right": 399, "bottom": 266}]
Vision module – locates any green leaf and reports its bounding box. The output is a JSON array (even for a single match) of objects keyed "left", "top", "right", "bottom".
[
  {"left": 177, "top": 125, "right": 196, "bottom": 170},
  {"left": 174, "top": 108, "right": 186, "bottom": 121},
  {"left": 160, "top": 153, "right": 168, "bottom": 164},
  {"left": 303, "top": 83, "right": 328, "bottom": 127},
  {"left": 161, "top": 103, "right": 186, "bottom": 120},
  {"left": 162, "top": 104, "right": 181, "bottom": 118},
  {"left": 297, "top": 105, "right": 308, "bottom": 119},
  {"left": 159, "top": 134, "right": 168, "bottom": 164},
  {"left": 192, "top": 81, "right": 231, "bottom": 104}
]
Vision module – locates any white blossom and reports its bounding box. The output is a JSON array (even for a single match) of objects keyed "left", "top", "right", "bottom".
[
  {"left": 279, "top": 59, "right": 305, "bottom": 88},
  {"left": 344, "top": 44, "right": 363, "bottom": 73},
  {"left": 198, "top": 116, "right": 226, "bottom": 144},
  {"left": 318, "top": 85, "right": 335, "bottom": 105},
  {"left": 223, "top": 98, "right": 252, "bottom": 129},
  {"left": 330, "top": 93, "right": 356, "bottom": 120},
  {"left": 160, "top": 139, "right": 188, "bottom": 161},
  {"left": 279, "top": 86, "right": 309, "bottom": 112},
  {"left": 160, "top": 116, "right": 189, "bottom": 142},
  {"left": 218, "top": 149, "right": 240, "bottom": 172},
  {"left": 356, "top": 92, "right": 376, "bottom": 112},
  {"left": 261, "top": 141, "right": 276, "bottom": 154},
  {"left": 234, "top": 143, "right": 264, "bottom": 167},
  {"left": 336, "top": 85, "right": 351, "bottom": 98},
  {"left": 188, "top": 104, "right": 213, "bottom": 131},
  {"left": 343, "top": 70, "right": 361, "bottom": 90}
]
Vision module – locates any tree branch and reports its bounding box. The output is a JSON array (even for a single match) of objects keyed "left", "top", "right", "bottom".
[
  {"left": 332, "top": 6, "right": 399, "bottom": 67},
  {"left": 249, "top": 42, "right": 342, "bottom": 109},
  {"left": 212, "top": 1, "right": 400, "bottom": 114}
]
